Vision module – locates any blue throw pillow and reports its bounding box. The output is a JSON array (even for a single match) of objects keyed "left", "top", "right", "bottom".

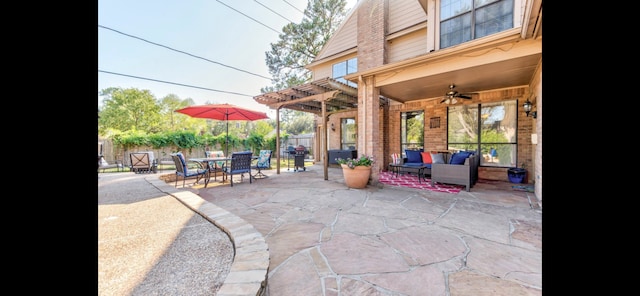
[
  {"left": 449, "top": 151, "right": 471, "bottom": 165},
  {"left": 405, "top": 149, "right": 423, "bottom": 163}
]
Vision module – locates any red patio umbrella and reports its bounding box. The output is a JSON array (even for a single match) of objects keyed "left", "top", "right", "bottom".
[{"left": 175, "top": 103, "right": 269, "bottom": 156}]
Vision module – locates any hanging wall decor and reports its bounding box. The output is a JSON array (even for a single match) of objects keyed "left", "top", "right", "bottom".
[{"left": 430, "top": 117, "right": 440, "bottom": 128}]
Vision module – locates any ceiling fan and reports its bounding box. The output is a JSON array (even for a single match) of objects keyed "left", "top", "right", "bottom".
[{"left": 440, "top": 84, "right": 474, "bottom": 104}]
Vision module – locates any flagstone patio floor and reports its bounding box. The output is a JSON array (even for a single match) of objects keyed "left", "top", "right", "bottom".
[{"left": 98, "top": 162, "right": 542, "bottom": 296}]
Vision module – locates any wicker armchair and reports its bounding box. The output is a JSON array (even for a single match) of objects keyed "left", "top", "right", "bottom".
[{"left": 431, "top": 154, "right": 479, "bottom": 191}]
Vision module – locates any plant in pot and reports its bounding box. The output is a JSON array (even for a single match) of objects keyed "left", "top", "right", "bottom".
[{"left": 336, "top": 155, "right": 375, "bottom": 189}]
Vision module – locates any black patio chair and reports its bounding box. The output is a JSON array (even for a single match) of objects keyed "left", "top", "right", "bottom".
[
  {"left": 98, "top": 156, "right": 123, "bottom": 173},
  {"left": 171, "top": 153, "right": 209, "bottom": 188},
  {"left": 222, "top": 151, "right": 253, "bottom": 187}
]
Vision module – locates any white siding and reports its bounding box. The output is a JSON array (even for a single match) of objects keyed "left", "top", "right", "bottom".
[
  {"left": 387, "top": 28, "right": 428, "bottom": 63},
  {"left": 312, "top": 66, "right": 332, "bottom": 80},
  {"left": 315, "top": 10, "right": 358, "bottom": 61},
  {"left": 388, "top": 0, "right": 427, "bottom": 34}
]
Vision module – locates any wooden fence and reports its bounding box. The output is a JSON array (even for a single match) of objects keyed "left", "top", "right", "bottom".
[{"left": 98, "top": 134, "right": 315, "bottom": 167}]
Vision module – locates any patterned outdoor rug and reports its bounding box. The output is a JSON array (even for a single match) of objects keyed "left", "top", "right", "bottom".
[{"left": 378, "top": 171, "right": 463, "bottom": 193}]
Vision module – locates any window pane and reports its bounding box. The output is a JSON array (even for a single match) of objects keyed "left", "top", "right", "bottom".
[
  {"left": 474, "top": 0, "right": 499, "bottom": 7},
  {"left": 440, "top": 0, "right": 512, "bottom": 48},
  {"left": 480, "top": 143, "right": 516, "bottom": 167},
  {"left": 447, "top": 105, "right": 479, "bottom": 152},
  {"left": 333, "top": 62, "right": 346, "bottom": 78},
  {"left": 441, "top": 0, "right": 472, "bottom": 19},
  {"left": 347, "top": 58, "right": 357, "bottom": 74},
  {"left": 480, "top": 100, "right": 517, "bottom": 167},
  {"left": 341, "top": 118, "right": 356, "bottom": 150},
  {"left": 475, "top": 0, "right": 513, "bottom": 38},
  {"left": 333, "top": 59, "right": 358, "bottom": 87},
  {"left": 480, "top": 101, "right": 516, "bottom": 142},
  {"left": 401, "top": 111, "right": 424, "bottom": 156},
  {"left": 440, "top": 13, "right": 472, "bottom": 48},
  {"left": 447, "top": 100, "right": 517, "bottom": 168}
]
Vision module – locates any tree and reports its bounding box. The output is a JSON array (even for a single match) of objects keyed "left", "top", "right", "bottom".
[
  {"left": 262, "top": 0, "right": 349, "bottom": 92},
  {"left": 158, "top": 94, "right": 200, "bottom": 132},
  {"left": 285, "top": 111, "right": 315, "bottom": 134},
  {"left": 98, "top": 87, "right": 162, "bottom": 135},
  {"left": 262, "top": 0, "right": 349, "bottom": 135}
]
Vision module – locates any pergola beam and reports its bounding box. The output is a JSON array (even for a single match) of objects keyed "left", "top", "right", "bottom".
[{"left": 267, "top": 90, "right": 341, "bottom": 109}]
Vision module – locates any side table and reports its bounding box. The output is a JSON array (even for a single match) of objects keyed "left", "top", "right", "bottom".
[
  {"left": 399, "top": 164, "right": 429, "bottom": 183},
  {"left": 388, "top": 163, "right": 403, "bottom": 177}
]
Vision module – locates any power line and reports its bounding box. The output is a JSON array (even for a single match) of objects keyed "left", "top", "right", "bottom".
[
  {"left": 98, "top": 25, "right": 272, "bottom": 80},
  {"left": 282, "top": 0, "right": 304, "bottom": 14},
  {"left": 98, "top": 69, "right": 255, "bottom": 97},
  {"left": 254, "top": 0, "right": 295, "bottom": 23},
  {"left": 214, "top": 0, "right": 280, "bottom": 34}
]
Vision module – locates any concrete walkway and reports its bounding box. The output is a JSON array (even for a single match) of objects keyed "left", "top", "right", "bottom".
[{"left": 99, "top": 163, "right": 542, "bottom": 296}]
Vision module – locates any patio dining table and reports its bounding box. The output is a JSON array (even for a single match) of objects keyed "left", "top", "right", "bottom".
[{"left": 190, "top": 156, "right": 259, "bottom": 183}]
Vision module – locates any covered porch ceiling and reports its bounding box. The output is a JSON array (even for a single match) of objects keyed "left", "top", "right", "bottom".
[{"left": 371, "top": 53, "right": 542, "bottom": 103}]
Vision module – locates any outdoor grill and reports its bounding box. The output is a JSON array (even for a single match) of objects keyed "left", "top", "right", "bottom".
[{"left": 287, "top": 145, "right": 309, "bottom": 172}]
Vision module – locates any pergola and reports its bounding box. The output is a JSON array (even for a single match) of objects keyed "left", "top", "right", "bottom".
[{"left": 253, "top": 77, "right": 387, "bottom": 180}]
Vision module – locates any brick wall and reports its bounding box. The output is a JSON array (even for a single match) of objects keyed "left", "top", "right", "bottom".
[
  {"left": 357, "top": 0, "right": 387, "bottom": 71},
  {"left": 331, "top": 87, "right": 535, "bottom": 183}
]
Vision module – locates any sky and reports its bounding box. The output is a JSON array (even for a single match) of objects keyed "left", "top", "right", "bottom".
[{"left": 98, "top": 0, "right": 358, "bottom": 119}]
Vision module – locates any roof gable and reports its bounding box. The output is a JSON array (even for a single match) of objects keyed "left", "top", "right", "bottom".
[{"left": 312, "top": 1, "right": 361, "bottom": 63}]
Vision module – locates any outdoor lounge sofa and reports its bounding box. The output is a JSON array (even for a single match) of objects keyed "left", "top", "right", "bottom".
[
  {"left": 328, "top": 149, "right": 357, "bottom": 164},
  {"left": 431, "top": 151, "right": 479, "bottom": 192},
  {"left": 399, "top": 150, "right": 478, "bottom": 191}
]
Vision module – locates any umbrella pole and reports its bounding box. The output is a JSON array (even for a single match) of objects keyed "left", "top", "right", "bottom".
[{"left": 225, "top": 111, "right": 229, "bottom": 157}]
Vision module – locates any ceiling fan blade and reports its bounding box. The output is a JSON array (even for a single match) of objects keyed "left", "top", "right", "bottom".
[
  {"left": 457, "top": 94, "right": 472, "bottom": 99},
  {"left": 440, "top": 97, "right": 448, "bottom": 103}
]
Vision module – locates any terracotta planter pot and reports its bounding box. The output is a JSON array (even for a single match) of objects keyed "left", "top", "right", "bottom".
[{"left": 341, "top": 164, "right": 371, "bottom": 189}]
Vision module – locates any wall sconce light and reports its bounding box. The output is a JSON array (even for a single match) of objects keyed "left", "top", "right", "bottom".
[
  {"left": 523, "top": 98, "right": 537, "bottom": 119},
  {"left": 331, "top": 123, "right": 335, "bottom": 131}
]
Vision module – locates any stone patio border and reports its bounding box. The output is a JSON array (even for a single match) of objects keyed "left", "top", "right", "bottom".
[{"left": 147, "top": 177, "right": 269, "bottom": 296}]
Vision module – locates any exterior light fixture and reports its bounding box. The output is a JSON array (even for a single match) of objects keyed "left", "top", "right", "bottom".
[
  {"left": 523, "top": 98, "right": 537, "bottom": 119},
  {"left": 443, "top": 98, "right": 458, "bottom": 104},
  {"left": 331, "top": 123, "right": 335, "bottom": 131}
]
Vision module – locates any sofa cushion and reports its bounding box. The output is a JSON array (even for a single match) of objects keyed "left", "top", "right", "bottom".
[
  {"left": 449, "top": 151, "right": 472, "bottom": 165},
  {"left": 390, "top": 153, "right": 401, "bottom": 164},
  {"left": 405, "top": 149, "right": 423, "bottom": 163},
  {"left": 430, "top": 153, "right": 445, "bottom": 164},
  {"left": 420, "top": 152, "right": 432, "bottom": 164}
]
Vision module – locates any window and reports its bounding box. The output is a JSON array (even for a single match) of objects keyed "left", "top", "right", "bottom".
[
  {"left": 341, "top": 118, "right": 357, "bottom": 150},
  {"left": 440, "top": 0, "right": 514, "bottom": 49},
  {"left": 401, "top": 111, "right": 424, "bottom": 156},
  {"left": 332, "top": 58, "right": 357, "bottom": 87},
  {"left": 447, "top": 100, "right": 517, "bottom": 167}
]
